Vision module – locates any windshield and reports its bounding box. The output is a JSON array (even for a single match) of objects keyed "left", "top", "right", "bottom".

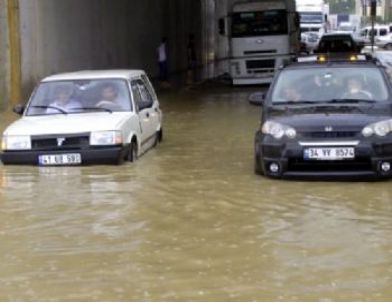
[
  {"left": 300, "top": 12, "right": 323, "bottom": 24},
  {"left": 231, "top": 10, "right": 288, "bottom": 37},
  {"left": 301, "top": 27, "right": 321, "bottom": 33},
  {"left": 338, "top": 26, "right": 355, "bottom": 32},
  {"left": 25, "top": 79, "right": 132, "bottom": 116},
  {"left": 271, "top": 67, "right": 389, "bottom": 104}
]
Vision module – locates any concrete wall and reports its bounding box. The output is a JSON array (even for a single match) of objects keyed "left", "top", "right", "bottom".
[
  {"left": 0, "top": 0, "right": 10, "bottom": 109},
  {"left": 18, "top": 0, "right": 202, "bottom": 99}
]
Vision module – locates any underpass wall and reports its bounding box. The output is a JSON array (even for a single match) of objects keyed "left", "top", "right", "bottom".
[
  {"left": 18, "top": 0, "right": 202, "bottom": 100},
  {"left": 0, "top": 0, "right": 10, "bottom": 109}
]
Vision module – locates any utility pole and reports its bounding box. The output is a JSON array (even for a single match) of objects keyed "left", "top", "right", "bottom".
[{"left": 370, "top": 0, "right": 376, "bottom": 52}]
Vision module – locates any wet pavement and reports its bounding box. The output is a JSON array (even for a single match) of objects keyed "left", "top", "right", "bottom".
[{"left": 0, "top": 84, "right": 392, "bottom": 301}]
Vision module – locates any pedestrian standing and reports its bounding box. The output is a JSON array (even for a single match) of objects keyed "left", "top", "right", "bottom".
[{"left": 157, "top": 37, "right": 169, "bottom": 83}]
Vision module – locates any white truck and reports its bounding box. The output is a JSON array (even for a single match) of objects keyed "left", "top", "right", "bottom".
[
  {"left": 221, "top": 0, "right": 300, "bottom": 85},
  {"left": 296, "top": 0, "right": 328, "bottom": 34}
]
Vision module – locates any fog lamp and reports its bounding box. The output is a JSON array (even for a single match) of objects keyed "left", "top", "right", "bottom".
[
  {"left": 269, "top": 162, "right": 280, "bottom": 173},
  {"left": 381, "top": 162, "right": 391, "bottom": 172}
]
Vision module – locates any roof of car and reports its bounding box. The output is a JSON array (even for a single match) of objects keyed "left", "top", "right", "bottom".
[
  {"left": 42, "top": 70, "right": 146, "bottom": 82},
  {"left": 320, "top": 32, "right": 353, "bottom": 38},
  {"left": 285, "top": 56, "right": 379, "bottom": 70}
]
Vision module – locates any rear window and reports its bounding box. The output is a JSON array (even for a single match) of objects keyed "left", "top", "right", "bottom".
[
  {"left": 271, "top": 67, "right": 389, "bottom": 103},
  {"left": 318, "top": 36, "right": 354, "bottom": 52}
]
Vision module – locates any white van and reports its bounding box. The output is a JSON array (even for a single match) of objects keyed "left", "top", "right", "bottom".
[{"left": 359, "top": 25, "right": 392, "bottom": 48}]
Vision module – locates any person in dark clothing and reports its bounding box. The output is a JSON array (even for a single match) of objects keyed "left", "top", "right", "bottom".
[
  {"left": 187, "top": 34, "right": 197, "bottom": 83},
  {"left": 157, "top": 37, "right": 168, "bottom": 82}
]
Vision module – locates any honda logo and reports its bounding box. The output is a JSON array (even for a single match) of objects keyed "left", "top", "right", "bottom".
[
  {"left": 325, "top": 126, "right": 333, "bottom": 132},
  {"left": 57, "top": 138, "right": 66, "bottom": 146},
  {"left": 255, "top": 39, "right": 264, "bottom": 44}
]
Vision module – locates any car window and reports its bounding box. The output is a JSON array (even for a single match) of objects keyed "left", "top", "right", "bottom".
[
  {"left": 380, "top": 29, "right": 388, "bottom": 36},
  {"left": 131, "top": 79, "right": 153, "bottom": 111},
  {"left": 25, "top": 79, "right": 132, "bottom": 116},
  {"left": 271, "top": 67, "right": 389, "bottom": 103},
  {"left": 141, "top": 75, "right": 157, "bottom": 101},
  {"left": 318, "top": 37, "right": 353, "bottom": 52},
  {"left": 131, "top": 81, "right": 143, "bottom": 111}
]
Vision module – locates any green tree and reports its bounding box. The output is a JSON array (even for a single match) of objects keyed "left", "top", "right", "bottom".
[{"left": 326, "top": 0, "right": 355, "bottom": 14}]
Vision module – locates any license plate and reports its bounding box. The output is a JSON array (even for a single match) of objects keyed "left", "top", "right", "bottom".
[
  {"left": 38, "top": 154, "right": 82, "bottom": 166},
  {"left": 304, "top": 147, "right": 355, "bottom": 160}
]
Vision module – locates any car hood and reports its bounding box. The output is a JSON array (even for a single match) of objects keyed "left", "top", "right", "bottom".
[
  {"left": 270, "top": 113, "right": 390, "bottom": 132},
  {"left": 3, "top": 112, "right": 132, "bottom": 136}
]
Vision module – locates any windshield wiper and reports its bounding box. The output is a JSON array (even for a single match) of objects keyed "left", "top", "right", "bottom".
[
  {"left": 71, "top": 107, "right": 113, "bottom": 113},
  {"left": 321, "top": 99, "right": 377, "bottom": 104},
  {"left": 29, "top": 105, "right": 68, "bottom": 114},
  {"left": 274, "top": 100, "right": 319, "bottom": 106}
]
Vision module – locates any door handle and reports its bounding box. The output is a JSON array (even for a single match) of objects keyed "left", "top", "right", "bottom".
[{"left": 146, "top": 112, "right": 150, "bottom": 118}]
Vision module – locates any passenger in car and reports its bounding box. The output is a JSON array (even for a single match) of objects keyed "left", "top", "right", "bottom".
[
  {"left": 342, "top": 76, "right": 373, "bottom": 100},
  {"left": 46, "top": 85, "right": 81, "bottom": 114},
  {"left": 283, "top": 83, "right": 302, "bottom": 102},
  {"left": 96, "top": 83, "right": 125, "bottom": 110}
]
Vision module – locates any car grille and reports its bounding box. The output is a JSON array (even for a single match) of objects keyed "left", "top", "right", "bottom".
[
  {"left": 246, "top": 59, "right": 275, "bottom": 73},
  {"left": 31, "top": 133, "right": 90, "bottom": 151},
  {"left": 301, "top": 131, "right": 358, "bottom": 139},
  {"left": 287, "top": 158, "right": 372, "bottom": 172}
]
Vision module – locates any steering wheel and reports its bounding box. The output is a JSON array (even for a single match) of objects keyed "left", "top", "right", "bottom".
[
  {"left": 96, "top": 101, "right": 123, "bottom": 111},
  {"left": 341, "top": 91, "right": 373, "bottom": 100}
]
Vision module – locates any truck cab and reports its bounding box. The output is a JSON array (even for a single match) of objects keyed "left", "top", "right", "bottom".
[{"left": 225, "top": 0, "right": 300, "bottom": 85}]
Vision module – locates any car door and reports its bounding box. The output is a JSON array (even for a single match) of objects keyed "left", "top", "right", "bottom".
[
  {"left": 131, "top": 79, "right": 155, "bottom": 149},
  {"left": 141, "top": 74, "right": 161, "bottom": 132}
]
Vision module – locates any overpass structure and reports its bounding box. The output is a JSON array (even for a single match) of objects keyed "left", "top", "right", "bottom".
[{"left": 0, "top": 0, "right": 297, "bottom": 108}]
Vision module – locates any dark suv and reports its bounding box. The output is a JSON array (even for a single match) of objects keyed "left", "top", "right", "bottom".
[
  {"left": 254, "top": 55, "right": 392, "bottom": 179},
  {"left": 315, "top": 33, "right": 362, "bottom": 53}
]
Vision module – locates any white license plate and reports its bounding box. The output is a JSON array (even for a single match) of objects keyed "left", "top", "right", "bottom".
[
  {"left": 38, "top": 154, "right": 82, "bottom": 166},
  {"left": 304, "top": 147, "right": 355, "bottom": 160}
]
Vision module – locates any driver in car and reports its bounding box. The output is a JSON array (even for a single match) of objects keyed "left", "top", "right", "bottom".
[
  {"left": 46, "top": 85, "right": 81, "bottom": 114},
  {"left": 342, "top": 76, "right": 372, "bottom": 100},
  {"left": 283, "top": 83, "right": 302, "bottom": 102},
  {"left": 96, "top": 83, "right": 125, "bottom": 110}
]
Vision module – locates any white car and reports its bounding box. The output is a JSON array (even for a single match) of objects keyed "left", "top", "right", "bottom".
[{"left": 1, "top": 70, "right": 163, "bottom": 165}]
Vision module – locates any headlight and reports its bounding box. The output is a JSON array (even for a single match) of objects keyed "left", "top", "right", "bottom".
[
  {"left": 362, "top": 120, "right": 392, "bottom": 137},
  {"left": 1, "top": 135, "right": 31, "bottom": 151},
  {"left": 90, "top": 131, "right": 123, "bottom": 146},
  {"left": 262, "top": 121, "right": 296, "bottom": 139}
]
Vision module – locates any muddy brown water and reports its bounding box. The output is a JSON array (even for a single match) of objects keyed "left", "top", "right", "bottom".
[{"left": 0, "top": 86, "right": 392, "bottom": 301}]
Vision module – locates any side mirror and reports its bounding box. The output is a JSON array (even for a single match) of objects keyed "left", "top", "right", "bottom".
[
  {"left": 13, "top": 104, "right": 25, "bottom": 115},
  {"left": 249, "top": 92, "right": 265, "bottom": 106},
  {"left": 138, "top": 100, "right": 153, "bottom": 111},
  {"left": 218, "top": 18, "right": 226, "bottom": 35}
]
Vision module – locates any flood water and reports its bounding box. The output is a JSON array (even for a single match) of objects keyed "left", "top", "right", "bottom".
[{"left": 1, "top": 84, "right": 392, "bottom": 301}]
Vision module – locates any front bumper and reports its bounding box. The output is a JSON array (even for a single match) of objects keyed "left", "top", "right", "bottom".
[
  {"left": 1, "top": 146, "right": 128, "bottom": 166},
  {"left": 255, "top": 134, "right": 392, "bottom": 180},
  {"left": 232, "top": 76, "right": 273, "bottom": 86}
]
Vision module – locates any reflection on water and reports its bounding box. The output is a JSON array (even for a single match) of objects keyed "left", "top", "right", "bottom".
[{"left": 0, "top": 87, "right": 392, "bottom": 301}]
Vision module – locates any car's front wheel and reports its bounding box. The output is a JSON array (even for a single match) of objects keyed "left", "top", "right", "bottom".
[{"left": 127, "top": 141, "right": 138, "bottom": 163}]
